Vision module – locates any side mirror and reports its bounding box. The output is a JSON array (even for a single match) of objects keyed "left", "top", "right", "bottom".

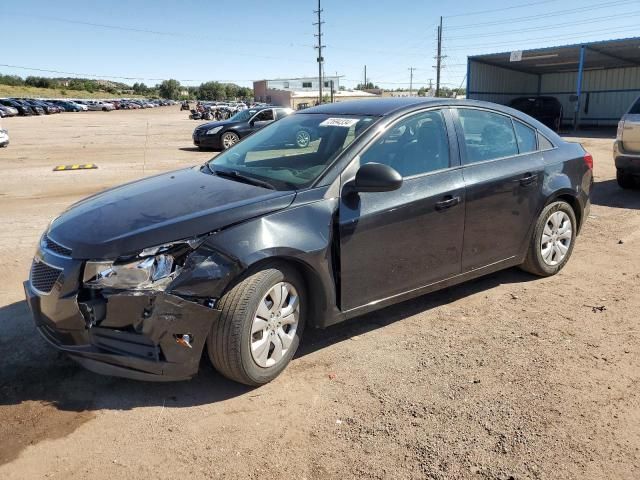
[{"left": 351, "top": 162, "right": 403, "bottom": 193}]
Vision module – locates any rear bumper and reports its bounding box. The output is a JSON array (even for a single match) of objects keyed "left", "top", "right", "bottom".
[{"left": 614, "top": 141, "right": 640, "bottom": 174}]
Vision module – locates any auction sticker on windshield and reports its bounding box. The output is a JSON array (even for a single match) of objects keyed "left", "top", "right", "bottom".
[{"left": 319, "top": 118, "right": 360, "bottom": 128}]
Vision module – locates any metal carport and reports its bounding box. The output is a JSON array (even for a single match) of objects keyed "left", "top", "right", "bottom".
[{"left": 467, "top": 37, "right": 640, "bottom": 128}]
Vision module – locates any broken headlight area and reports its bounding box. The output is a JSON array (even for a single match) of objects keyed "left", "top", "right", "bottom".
[{"left": 83, "top": 237, "right": 205, "bottom": 291}]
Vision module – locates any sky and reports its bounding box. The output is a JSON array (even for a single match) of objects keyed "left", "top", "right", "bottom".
[{"left": 1, "top": 0, "right": 639, "bottom": 91}]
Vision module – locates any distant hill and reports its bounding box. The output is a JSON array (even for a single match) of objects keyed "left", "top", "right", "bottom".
[{"left": 0, "top": 84, "right": 145, "bottom": 99}]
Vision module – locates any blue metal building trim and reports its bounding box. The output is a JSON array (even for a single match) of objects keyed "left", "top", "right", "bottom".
[
  {"left": 574, "top": 45, "right": 586, "bottom": 129},
  {"left": 466, "top": 58, "right": 471, "bottom": 99},
  {"left": 469, "top": 87, "right": 640, "bottom": 96}
]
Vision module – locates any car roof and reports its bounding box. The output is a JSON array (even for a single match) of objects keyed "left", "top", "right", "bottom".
[{"left": 299, "top": 97, "right": 472, "bottom": 117}]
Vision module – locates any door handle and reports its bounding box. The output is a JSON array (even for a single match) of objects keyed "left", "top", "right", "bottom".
[
  {"left": 518, "top": 173, "right": 537, "bottom": 186},
  {"left": 435, "top": 195, "right": 461, "bottom": 210}
]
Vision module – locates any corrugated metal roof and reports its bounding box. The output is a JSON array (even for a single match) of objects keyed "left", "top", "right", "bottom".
[{"left": 470, "top": 37, "right": 640, "bottom": 75}]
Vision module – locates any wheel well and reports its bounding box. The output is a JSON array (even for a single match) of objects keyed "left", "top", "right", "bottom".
[
  {"left": 242, "top": 257, "right": 327, "bottom": 330},
  {"left": 554, "top": 193, "right": 582, "bottom": 232}
]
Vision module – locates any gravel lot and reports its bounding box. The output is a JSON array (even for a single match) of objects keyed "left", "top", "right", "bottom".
[{"left": 0, "top": 107, "right": 638, "bottom": 479}]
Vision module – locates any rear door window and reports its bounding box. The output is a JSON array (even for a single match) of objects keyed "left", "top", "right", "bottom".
[
  {"left": 629, "top": 98, "right": 640, "bottom": 114},
  {"left": 457, "top": 109, "right": 518, "bottom": 164},
  {"left": 513, "top": 120, "right": 538, "bottom": 154}
]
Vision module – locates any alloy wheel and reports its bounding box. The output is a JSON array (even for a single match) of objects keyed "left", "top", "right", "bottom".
[
  {"left": 295, "top": 130, "right": 311, "bottom": 148},
  {"left": 540, "top": 211, "right": 572, "bottom": 266},
  {"left": 250, "top": 282, "right": 300, "bottom": 368},
  {"left": 222, "top": 132, "right": 239, "bottom": 149}
]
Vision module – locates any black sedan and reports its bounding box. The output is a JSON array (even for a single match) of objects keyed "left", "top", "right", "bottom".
[
  {"left": 22, "top": 99, "right": 46, "bottom": 115},
  {"left": 25, "top": 98, "right": 592, "bottom": 386},
  {"left": 193, "top": 106, "right": 293, "bottom": 150}
]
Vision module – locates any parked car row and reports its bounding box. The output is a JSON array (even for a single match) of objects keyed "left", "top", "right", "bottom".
[{"left": 0, "top": 98, "right": 177, "bottom": 117}]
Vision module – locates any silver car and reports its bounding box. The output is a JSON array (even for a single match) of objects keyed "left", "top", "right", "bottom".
[
  {"left": 86, "top": 101, "right": 115, "bottom": 112},
  {"left": 615, "top": 96, "right": 640, "bottom": 188},
  {"left": 0, "top": 128, "right": 9, "bottom": 148},
  {"left": 0, "top": 105, "right": 18, "bottom": 117}
]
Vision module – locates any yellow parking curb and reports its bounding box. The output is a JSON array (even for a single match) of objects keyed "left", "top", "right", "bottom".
[{"left": 53, "top": 164, "right": 98, "bottom": 171}]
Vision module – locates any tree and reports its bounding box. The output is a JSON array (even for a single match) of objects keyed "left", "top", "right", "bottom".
[
  {"left": 237, "top": 86, "right": 253, "bottom": 100},
  {"left": 158, "top": 79, "right": 181, "bottom": 99},
  {"left": 224, "top": 83, "right": 239, "bottom": 100},
  {"left": 132, "top": 82, "right": 149, "bottom": 94},
  {"left": 417, "top": 87, "right": 427, "bottom": 97},
  {"left": 197, "top": 81, "right": 226, "bottom": 101},
  {"left": 356, "top": 82, "right": 379, "bottom": 90}
]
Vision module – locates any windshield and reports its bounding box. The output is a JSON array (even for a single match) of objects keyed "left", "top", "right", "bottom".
[
  {"left": 207, "top": 113, "right": 376, "bottom": 190},
  {"left": 229, "top": 108, "right": 261, "bottom": 122}
]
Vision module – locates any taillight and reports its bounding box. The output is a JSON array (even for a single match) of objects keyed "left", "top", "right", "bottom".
[
  {"left": 583, "top": 152, "right": 593, "bottom": 170},
  {"left": 617, "top": 120, "right": 625, "bottom": 140}
]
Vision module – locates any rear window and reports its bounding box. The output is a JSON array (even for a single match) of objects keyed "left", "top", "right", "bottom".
[
  {"left": 629, "top": 98, "right": 640, "bottom": 114},
  {"left": 513, "top": 120, "right": 537, "bottom": 154},
  {"left": 538, "top": 134, "right": 554, "bottom": 150}
]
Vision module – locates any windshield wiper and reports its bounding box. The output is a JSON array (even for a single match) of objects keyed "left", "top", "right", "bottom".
[
  {"left": 212, "top": 169, "right": 275, "bottom": 190},
  {"left": 201, "top": 162, "right": 215, "bottom": 175}
]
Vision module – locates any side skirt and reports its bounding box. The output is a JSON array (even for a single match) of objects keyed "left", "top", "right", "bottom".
[{"left": 325, "top": 256, "right": 522, "bottom": 325}]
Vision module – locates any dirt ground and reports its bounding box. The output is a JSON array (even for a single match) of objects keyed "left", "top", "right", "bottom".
[{"left": 0, "top": 107, "right": 638, "bottom": 479}]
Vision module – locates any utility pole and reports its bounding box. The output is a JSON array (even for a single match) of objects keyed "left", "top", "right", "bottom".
[
  {"left": 314, "top": 0, "right": 325, "bottom": 104},
  {"left": 364, "top": 65, "right": 367, "bottom": 88},
  {"left": 408, "top": 67, "right": 416, "bottom": 96},
  {"left": 436, "top": 16, "right": 443, "bottom": 97}
]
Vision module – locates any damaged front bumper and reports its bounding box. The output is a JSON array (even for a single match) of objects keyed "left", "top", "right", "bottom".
[{"left": 23, "top": 243, "right": 228, "bottom": 382}]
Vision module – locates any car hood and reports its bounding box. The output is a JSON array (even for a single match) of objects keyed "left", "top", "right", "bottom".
[
  {"left": 196, "top": 119, "right": 238, "bottom": 131},
  {"left": 48, "top": 167, "right": 296, "bottom": 259}
]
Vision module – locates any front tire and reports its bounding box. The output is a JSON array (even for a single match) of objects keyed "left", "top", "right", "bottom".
[
  {"left": 520, "top": 201, "right": 576, "bottom": 277},
  {"left": 617, "top": 169, "right": 636, "bottom": 189},
  {"left": 208, "top": 265, "right": 306, "bottom": 386}
]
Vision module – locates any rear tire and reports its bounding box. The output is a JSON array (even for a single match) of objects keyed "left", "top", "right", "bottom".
[
  {"left": 520, "top": 201, "right": 576, "bottom": 277},
  {"left": 617, "top": 169, "right": 636, "bottom": 189},
  {"left": 208, "top": 265, "right": 306, "bottom": 386}
]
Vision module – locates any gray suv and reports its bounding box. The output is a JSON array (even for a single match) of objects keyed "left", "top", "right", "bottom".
[{"left": 615, "top": 96, "right": 640, "bottom": 188}]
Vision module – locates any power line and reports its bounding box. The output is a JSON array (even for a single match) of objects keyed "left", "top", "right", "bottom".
[
  {"left": 0, "top": 63, "right": 254, "bottom": 84},
  {"left": 313, "top": 0, "right": 326, "bottom": 102},
  {"left": 435, "top": 16, "right": 444, "bottom": 97},
  {"left": 444, "top": 0, "right": 559, "bottom": 18},
  {"left": 443, "top": 24, "right": 640, "bottom": 51},
  {"left": 445, "top": 0, "right": 638, "bottom": 30},
  {"left": 408, "top": 67, "right": 416, "bottom": 95},
  {"left": 3, "top": 11, "right": 314, "bottom": 50},
  {"left": 445, "top": 10, "right": 640, "bottom": 40}
]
